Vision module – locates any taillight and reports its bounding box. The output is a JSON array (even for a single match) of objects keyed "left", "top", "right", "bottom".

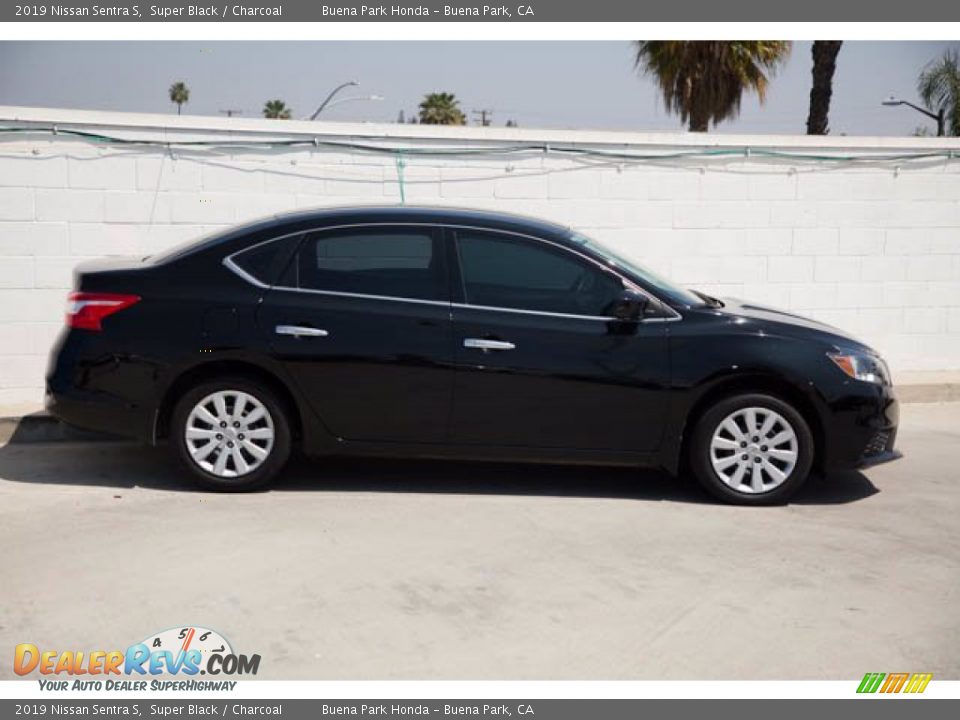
[{"left": 66, "top": 292, "right": 141, "bottom": 331}]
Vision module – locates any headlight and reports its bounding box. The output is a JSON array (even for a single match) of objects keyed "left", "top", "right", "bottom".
[{"left": 828, "top": 351, "right": 891, "bottom": 385}]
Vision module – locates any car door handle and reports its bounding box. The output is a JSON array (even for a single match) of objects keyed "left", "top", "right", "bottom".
[
  {"left": 275, "top": 325, "right": 329, "bottom": 338},
  {"left": 464, "top": 338, "right": 515, "bottom": 351}
]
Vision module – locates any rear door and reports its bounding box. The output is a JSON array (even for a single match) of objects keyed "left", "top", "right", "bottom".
[
  {"left": 258, "top": 225, "right": 454, "bottom": 444},
  {"left": 448, "top": 228, "right": 671, "bottom": 452}
]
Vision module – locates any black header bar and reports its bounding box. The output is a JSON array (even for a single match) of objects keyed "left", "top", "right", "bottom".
[{"left": 5, "top": 1, "right": 960, "bottom": 22}]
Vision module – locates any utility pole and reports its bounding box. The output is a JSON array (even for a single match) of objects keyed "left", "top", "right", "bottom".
[
  {"left": 219, "top": 109, "right": 243, "bottom": 118},
  {"left": 472, "top": 109, "right": 493, "bottom": 127}
]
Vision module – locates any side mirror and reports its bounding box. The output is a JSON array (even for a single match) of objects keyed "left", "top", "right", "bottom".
[{"left": 610, "top": 290, "right": 649, "bottom": 322}]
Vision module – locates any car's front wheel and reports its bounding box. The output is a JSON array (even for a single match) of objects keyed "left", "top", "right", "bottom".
[
  {"left": 170, "top": 377, "right": 292, "bottom": 491},
  {"left": 689, "top": 393, "right": 814, "bottom": 505}
]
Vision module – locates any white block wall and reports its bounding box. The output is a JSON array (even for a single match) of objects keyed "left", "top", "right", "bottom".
[{"left": 1, "top": 106, "right": 959, "bottom": 405}]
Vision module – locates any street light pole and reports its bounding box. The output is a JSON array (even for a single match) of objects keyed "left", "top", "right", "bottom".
[
  {"left": 320, "top": 95, "right": 384, "bottom": 112},
  {"left": 308, "top": 81, "right": 359, "bottom": 121},
  {"left": 882, "top": 96, "right": 946, "bottom": 137}
]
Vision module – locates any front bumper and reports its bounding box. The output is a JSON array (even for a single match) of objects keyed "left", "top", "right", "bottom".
[
  {"left": 822, "top": 380, "right": 900, "bottom": 471},
  {"left": 857, "top": 448, "right": 903, "bottom": 468}
]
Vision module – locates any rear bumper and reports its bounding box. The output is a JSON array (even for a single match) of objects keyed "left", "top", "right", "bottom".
[
  {"left": 44, "top": 385, "right": 152, "bottom": 441},
  {"left": 44, "top": 328, "right": 155, "bottom": 442}
]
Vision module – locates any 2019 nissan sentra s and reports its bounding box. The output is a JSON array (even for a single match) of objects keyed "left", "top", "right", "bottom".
[{"left": 45, "top": 206, "right": 900, "bottom": 504}]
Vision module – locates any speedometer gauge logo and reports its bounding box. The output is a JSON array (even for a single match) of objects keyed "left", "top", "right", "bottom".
[{"left": 141, "top": 626, "right": 234, "bottom": 674}]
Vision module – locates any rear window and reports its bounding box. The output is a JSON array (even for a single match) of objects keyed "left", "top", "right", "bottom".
[
  {"left": 148, "top": 227, "right": 231, "bottom": 265},
  {"left": 149, "top": 216, "right": 284, "bottom": 265}
]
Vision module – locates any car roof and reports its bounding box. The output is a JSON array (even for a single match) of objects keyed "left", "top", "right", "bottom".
[
  {"left": 265, "top": 204, "right": 573, "bottom": 239},
  {"left": 152, "top": 204, "right": 577, "bottom": 266}
]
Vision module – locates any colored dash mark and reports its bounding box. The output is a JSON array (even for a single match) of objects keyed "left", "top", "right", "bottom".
[
  {"left": 857, "top": 672, "right": 932, "bottom": 694},
  {"left": 904, "top": 674, "right": 933, "bottom": 693},
  {"left": 880, "top": 673, "right": 909, "bottom": 693},
  {"left": 858, "top": 673, "right": 886, "bottom": 693}
]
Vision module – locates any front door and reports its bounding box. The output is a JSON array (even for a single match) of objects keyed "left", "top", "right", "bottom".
[
  {"left": 259, "top": 225, "right": 453, "bottom": 444},
  {"left": 448, "top": 229, "right": 671, "bottom": 452}
]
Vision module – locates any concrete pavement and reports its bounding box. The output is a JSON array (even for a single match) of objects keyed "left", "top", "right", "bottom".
[{"left": 0, "top": 403, "right": 958, "bottom": 680}]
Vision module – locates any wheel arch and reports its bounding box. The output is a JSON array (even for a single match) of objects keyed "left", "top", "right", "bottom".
[
  {"left": 673, "top": 373, "right": 826, "bottom": 477},
  {"left": 153, "top": 359, "right": 304, "bottom": 445}
]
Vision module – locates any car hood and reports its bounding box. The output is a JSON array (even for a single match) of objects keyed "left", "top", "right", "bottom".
[{"left": 717, "top": 297, "right": 875, "bottom": 354}]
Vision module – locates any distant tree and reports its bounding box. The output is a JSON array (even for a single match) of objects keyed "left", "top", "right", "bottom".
[
  {"left": 418, "top": 92, "right": 467, "bottom": 125},
  {"left": 917, "top": 49, "right": 960, "bottom": 136},
  {"left": 262, "top": 100, "right": 292, "bottom": 119},
  {"left": 397, "top": 110, "right": 406, "bottom": 124},
  {"left": 633, "top": 41, "right": 791, "bottom": 132},
  {"left": 168, "top": 81, "right": 190, "bottom": 116},
  {"left": 806, "top": 41, "right": 843, "bottom": 135},
  {"left": 505, "top": 119, "right": 518, "bottom": 127}
]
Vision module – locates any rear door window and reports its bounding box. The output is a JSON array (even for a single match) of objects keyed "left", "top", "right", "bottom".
[{"left": 294, "top": 227, "right": 446, "bottom": 302}]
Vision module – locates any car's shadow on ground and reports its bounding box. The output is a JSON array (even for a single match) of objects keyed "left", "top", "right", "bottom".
[{"left": 0, "top": 440, "right": 879, "bottom": 505}]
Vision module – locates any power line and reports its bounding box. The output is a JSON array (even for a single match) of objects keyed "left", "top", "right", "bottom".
[{"left": 0, "top": 125, "right": 954, "bottom": 167}]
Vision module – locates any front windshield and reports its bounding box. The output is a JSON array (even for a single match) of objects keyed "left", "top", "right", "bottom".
[{"left": 569, "top": 232, "right": 705, "bottom": 307}]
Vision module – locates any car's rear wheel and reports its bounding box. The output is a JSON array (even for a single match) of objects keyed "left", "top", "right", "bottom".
[
  {"left": 170, "top": 377, "right": 291, "bottom": 491},
  {"left": 688, "top": 393, "right": 814, "bottom": 505}
]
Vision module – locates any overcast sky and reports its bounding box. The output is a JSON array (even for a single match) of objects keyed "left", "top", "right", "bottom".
[{"left": 0, "top": 41, "right": 956, "bottom": 136}]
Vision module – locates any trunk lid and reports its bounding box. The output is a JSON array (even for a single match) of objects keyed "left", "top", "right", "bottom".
[{"left": 73, "top": 255, "right": 150, "bottom": 291}]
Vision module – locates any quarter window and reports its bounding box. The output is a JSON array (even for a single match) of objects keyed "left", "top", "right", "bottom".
[
  {"left": 296, "top": 229, "right": 445, "bottom": 301},
  {"left": 229, "top": 233, "right": 302, "bottom": 286},
  {"left": 455, "top": 231, "right": 624, "bottom": 316}
]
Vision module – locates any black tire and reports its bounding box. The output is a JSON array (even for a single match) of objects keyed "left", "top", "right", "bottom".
[
  {"left": 688, "top": 393, "right": 814, "bottom": 505},
  {"left": 170, "top": 376, "right": 292, "bottom": 491}
]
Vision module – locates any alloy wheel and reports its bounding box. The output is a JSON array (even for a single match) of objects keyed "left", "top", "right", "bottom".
[
  {"left": 709, "top": 406, "right": 799, "bottom": 494},
  {"left": 184, "top": 390, "right": 275, "bottom": 478}
]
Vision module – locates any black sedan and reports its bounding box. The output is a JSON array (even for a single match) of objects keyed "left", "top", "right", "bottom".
[{"left": 45, "top": 205, "right": 900, "bottom": 504}]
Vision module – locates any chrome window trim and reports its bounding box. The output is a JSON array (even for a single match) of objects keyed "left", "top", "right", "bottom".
[
  {"left": 222, "top": 221, "right": 683, "bottom": 323},
  {"left": 223, "top": 255, "right": 270, "bottom": 289},
  {"left": 271, "top": 284, "right": 450, "bottom": 308},
  {"left": 452, "top": 302, "right": 635, "bottom": 323}
]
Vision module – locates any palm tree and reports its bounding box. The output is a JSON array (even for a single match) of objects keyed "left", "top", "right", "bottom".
[
  {"left": 168, "top": 82, "right": 190, "bottom": 116},
  {"left": 806, "top": 41, "right": 843, "bottom": 135},
  {"left": 262, "top": 100, "right": 292, "bottom": 119},
  {"left": 917, "top": 49, "right": 960, "bottom": 136},
  {"left": 418, "top": 92, "right": 467, "bottom": 126},
  {"left": 633, "top": 41, "right": 791, "bottom": 132}
]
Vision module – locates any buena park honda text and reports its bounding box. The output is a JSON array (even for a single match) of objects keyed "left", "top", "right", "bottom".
[{"left": 45, "top": 206, "right": 900, "bottom": 504}]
